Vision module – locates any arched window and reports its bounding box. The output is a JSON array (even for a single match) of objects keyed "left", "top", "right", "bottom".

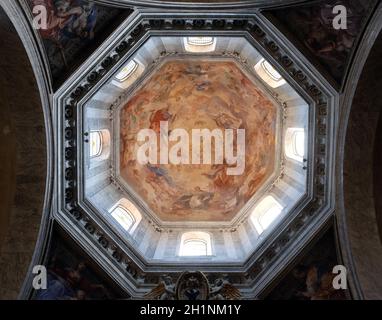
[
  {"left": 115, "top": 60, "right": 139, "bottom": 82},
  {"left": 285, "top": 128, "right": 305, "bottom": 162},
  {"left": 179, "top": 232, "right": 212, "bottom": 257},
  {"left": 88, "top": 129, "right": 110, "bottom": 160},
  {"left": 250, "top": 196, "right": 283, "bottom": 235},
  {"left": 109, "top": 198, "right": 142, "bottom": 234},
  {"left": 183, "top": 37, "right": 217, "bottom": 53},
  {"left": 89, "top": 131, "right": 103, "bottom": 158},
  {"left": 113, "top": 59, "right": 144, "bottom": 89},
  {"left": 110, "top": 206, "right": 135, "bottom": 231},
  {"left": 187, "top": 37, "right": 215, "bottom": 46},
  {"left": 254, "top": 58, "right": 286, "bottom": 88}
]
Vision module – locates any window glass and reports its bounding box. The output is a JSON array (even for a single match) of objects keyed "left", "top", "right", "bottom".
[
  {"left": 262, "top": 60, "right": 283, "bottom": 81},
  {"left": 111, "top": 206, "right": 135, "bottom": 231},
  {"left": 251, "top": 196, "right": 283, "bottom": 235},
  {"left": 115, "top": 60, "right": 138, "bottom": 82},
  {"left": 179, "top": 232, "right": 212, "bottom": 256},
  {"left": 183, "top": 37, "right": 216, "bottom": 53},
  {"left": 285, "top": 128, "right": 305, "bottom": 162},
  {"left": 182, "top": 239, "right": 208, "bottom": 256},
  {"left": 254, "top": 58, "right": 286, "bottom": 88},
  {"left": 90, "top": 131, "right": 102, "bottom": 158},
  {"left": 294, "top": 131, "right": 305, "bottom": 158},
  {"left": 187, "top": 37, "right": 214, "bottom": 46}
]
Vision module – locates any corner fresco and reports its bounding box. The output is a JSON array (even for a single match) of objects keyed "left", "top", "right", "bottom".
[
  {"left": 265, "top": 0, "right": 378, "bottom": 86},
  {"left": 27, "top": 0, "right": 131, "bottom": 86},
  {"left": 33, "top": 230, "right": 127, "bottom": 300},
  {"left": 266, "top": 229, "right": 348, "bottom": 300}
]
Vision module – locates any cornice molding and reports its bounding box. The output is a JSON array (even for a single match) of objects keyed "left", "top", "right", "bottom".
[{"left": 93, "top": 0, "right": 310, "bottom": 10}]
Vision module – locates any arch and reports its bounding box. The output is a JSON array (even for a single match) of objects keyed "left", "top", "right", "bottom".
[
  {"left": 335, "top": 4, "right": 382, "bottom": 300},
  {"left": 0, "top": 4, "right": 51, "bottom": 299}
]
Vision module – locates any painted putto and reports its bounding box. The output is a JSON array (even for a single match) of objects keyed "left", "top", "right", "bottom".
[{"left": 119, "top": 60, "right": 277, "bottom": 222}]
